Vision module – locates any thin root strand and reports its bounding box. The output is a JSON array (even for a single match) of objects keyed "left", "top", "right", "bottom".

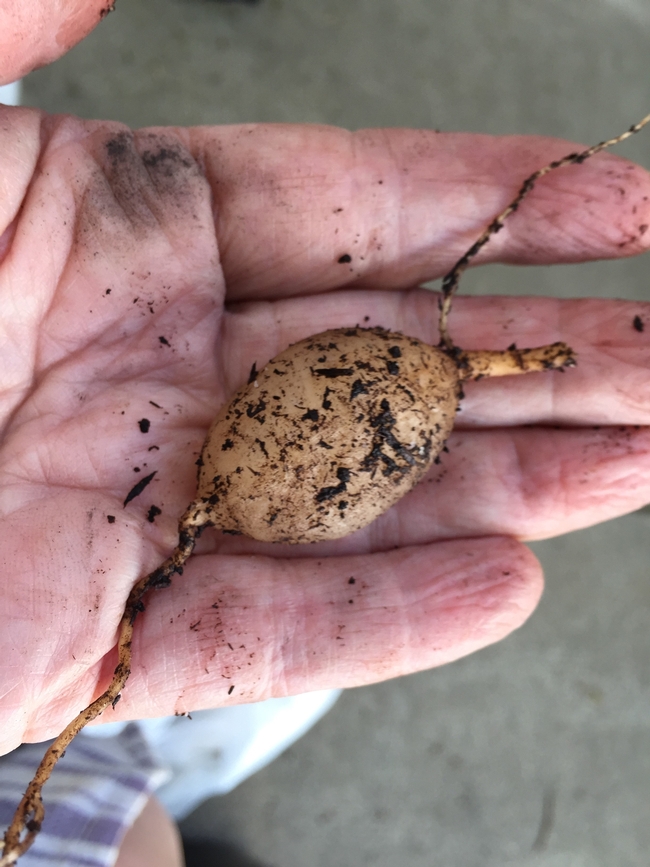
[{"left": 438, "top": 111, "right": 650, "bottom": 350}]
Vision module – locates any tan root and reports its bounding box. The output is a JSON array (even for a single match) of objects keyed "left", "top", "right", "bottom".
[{"left": 455, "top": 342, "right": 576, "bottom": 380}]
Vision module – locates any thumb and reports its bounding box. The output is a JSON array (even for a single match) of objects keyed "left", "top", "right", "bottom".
[{"left": 0, "top": 0, "right": 112, "bottom": 85}]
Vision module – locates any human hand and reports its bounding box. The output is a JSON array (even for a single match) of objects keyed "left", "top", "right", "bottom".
[{"left": 1, "top": 109, "right": 649, "bottom": 754}]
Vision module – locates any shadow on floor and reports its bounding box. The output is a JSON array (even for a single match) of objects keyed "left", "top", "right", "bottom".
[{"left": 183, "top": 838, "right": 271, "bottom": 867}]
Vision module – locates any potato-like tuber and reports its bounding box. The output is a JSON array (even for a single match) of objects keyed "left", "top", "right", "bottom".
[{"left": 186, "top": 328, "right": 574, "bottom": 543}]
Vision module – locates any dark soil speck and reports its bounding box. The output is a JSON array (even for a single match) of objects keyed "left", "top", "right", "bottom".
[
  {"left": 147, "top": 505, "right": 162, "bottom": 523},
  {"left": 123, "top": 471, "right": 157, "bottom": 507}
]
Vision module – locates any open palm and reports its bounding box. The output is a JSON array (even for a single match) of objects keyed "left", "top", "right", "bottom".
[{"left": 1, "top": 107, "right": 649, "bottom": 755}]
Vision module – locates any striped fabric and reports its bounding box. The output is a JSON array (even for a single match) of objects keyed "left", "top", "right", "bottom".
[
  {"left": 0, "top": 690, "right": 341, "bottom": 864},
  {"left": 0, "top": 725, "right": 168, "bottom": 867}
]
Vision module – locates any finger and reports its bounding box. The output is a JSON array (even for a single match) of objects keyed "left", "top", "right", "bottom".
[
  {"left": 37, "top": 536, "right": 540, "bottom": 730},
  {"left": 0, "top": 0, "right": 110, "bottom": 84},
  {"left": 191, "top": 124, "right": 650, "bottom": 300},
  {"left": 376, "top": 424, "right": 650, "bottom": 547},
  {"left": 222, "top": 293, "right": 650, "bottom": 426},
  {"left": 197, "top": 424, "right": 650, "bottom": 561}
]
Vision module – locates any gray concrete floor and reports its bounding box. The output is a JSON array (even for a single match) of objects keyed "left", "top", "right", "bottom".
[{"left": 22, "top": 1, "right": 650, "bottom": 864}]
